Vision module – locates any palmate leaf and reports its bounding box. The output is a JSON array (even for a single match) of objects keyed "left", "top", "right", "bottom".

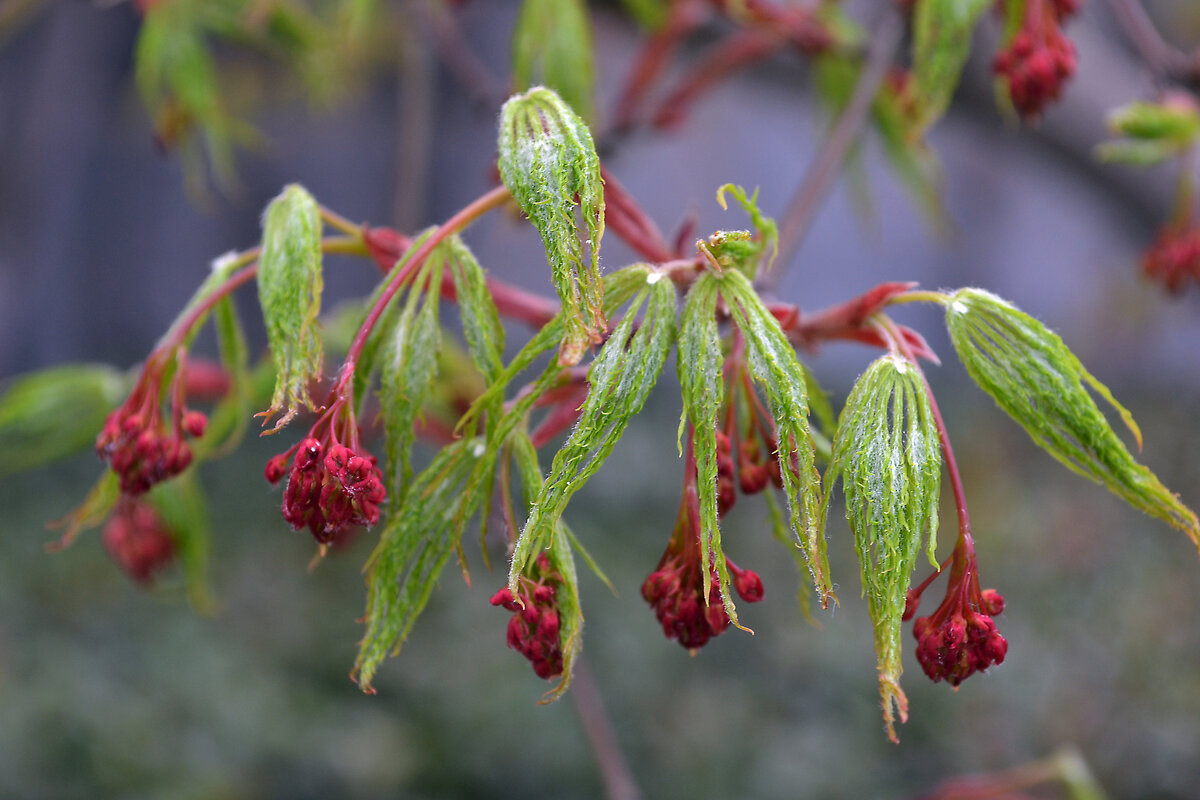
[
  {"left": 256, "top": 184, "right": 325, "bottom": 432},
  {"left": 823, "top": 355, "right": 940, "bottom": 742},
  {"left": 498, "top": 86, "right": 605, "bottom": 366},
  {"left": 910, "top": 0, "right": 992, "bottom": 134},
  {"left": 946, "top": 288, "right": 1200, "bottom": 548},
  {"left": 676, "top": 273, "right": 736, "bottom": 620},
  {"left": 719, "top": 269, "right": 831, "bottom": 605},
  {"left": 511, "top": 434, "right": 583, "bottom": 701},
  {"left": 511, "top": 272, "right": 677, "bottom": 584},
  {"left": 380, "top": 242, "right": 446, "bottom": 501},
  {"left": 354, "top": 436, "right": 493, "bottom": 692}
]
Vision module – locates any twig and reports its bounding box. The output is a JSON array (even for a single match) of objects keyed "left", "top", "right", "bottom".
[
  {"left": 569, "top": 659, "right": 642, "bottom": 800},
  {"left": 769, "top": 5, "right": 904, "bottom": 287},
  {"left": 1107, "top": 0, "right": 1198, "bottom": 85}
]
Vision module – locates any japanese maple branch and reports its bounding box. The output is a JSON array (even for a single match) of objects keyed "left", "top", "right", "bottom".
[
  {"left": 769, "top": 4, "right": 904, "bottom": 287},
  {"left": 1107, "top": 0, "right": 1200, "bottom": 85}
]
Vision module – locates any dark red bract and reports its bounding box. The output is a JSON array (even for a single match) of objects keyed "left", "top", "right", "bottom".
[
  {"left": 993, "top": 0, "right": 1078, "bottom": 120},
  {"left": 1142, "top": 224, "right": 1200, "bottom": 294}
]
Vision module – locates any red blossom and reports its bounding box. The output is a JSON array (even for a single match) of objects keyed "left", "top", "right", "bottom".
[
  {"left": 993, "top": 0, "right": 1078, "bottom": 120},
  {"left": 642, "top": 470, "right": 764, "bottom": 651},
  {"left": 1142, "top": 223, "right": 1200, "bottom": 294},
  {"left": 96, "top": 349, "right": 207, "bottom": 495},
  {"left": 908, "top": 538, "right": 1007, "bottom": 687},
  {"left": 265, "top": 400, "right": 385, "bottom": 544},
  {"left": 102, "top": 498, "right": 175, "bottom": 584},
  {"left": 491, "top": 553, "right": 565, "bottom": 680}
]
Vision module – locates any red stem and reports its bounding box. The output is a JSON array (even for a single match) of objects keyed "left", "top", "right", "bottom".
[{"left": 337, "top": 185, "right": 512, "bottom": 391}]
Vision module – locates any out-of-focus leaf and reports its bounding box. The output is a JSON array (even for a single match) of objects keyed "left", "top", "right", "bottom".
[
  {"left": 619, "top": 0, "right": 669, "bottom": 30},
  {"left": 498, "top": 86, "right": 605, "bottom": 366},
  {"left": 910, "top": 0, "right": 991, "bottom": 133},
  {"left": 1108, "top": 100, "right": 1200, "bottom": 143},
  {"left": 48, "top": 471, "right": 121, "bottom": 551},
  {"left": 946, "top": 288, "right": 1200, "bottom": 548},
  {"left": 192, "top": 296, "right": 250, "bottom": 460},
  {"left": 823, "top": 355, "right": 940, "bottom": 742},
  {"left": 512, "top": 0, "right": 595, "bottom": 122},
  {"left": 256, "top": 184, "right": 325, "bottom": 432},
  {"left": 0, "top": 365, "right": 127, "bottom": 479},
  {"left": 1095, "top": 140, "right": 1179, "bottom": 167}
]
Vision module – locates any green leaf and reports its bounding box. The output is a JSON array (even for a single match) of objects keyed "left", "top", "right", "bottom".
[
  {"left": 498, "top": 86, "right": 606, "bottom": 366},
  {"left": 1108, "top": 101, "right": 1200, "bottom": 143},
  {"left": 256, "top": 184, "right": 325, "bottom": 432},
  {"left": 48, "top": 471, "right": 122, "bottom": 551},
  {"left": 910, "top": 0, "right": 992, "bottom": 133},
  {"left": 512, "top": 273, "right": 677, "bottom": 581},
  {"left": 511, "top": 434, "right": 583, "bottom": 700},
  {"left": 719, "top": 269, "right": 831, "bottom": 605},
  {"left": 946, "top": 288, "right": 1200, "bottom": 548},
  {"left": 676, "top": 274, "right": 737, "bottom": 621},
  {"left": 354, "top": 436, "right": 493, "bottom": 692},
  {"left": 1095, "top": 139, "right": 1180, "bottom": 167},
  {"left": 618, "top": 0, "right": 669, "bottom": 30},
  {"left": 824, "top": 355, "right": 941, "bottom": 742},
  {"left": 512, "top": 0, "right": 595, "bottom": 122},
  {"left": 0, "top": 365, "right": 127, "bottom": 480},
  {"left": 380, "top": 244, "right": 445, "bottom": 500},
  {"left": 446, "top": 236, "right": 506, "bottom": 383},
  {"left": 148, "top": 472, "right": 215, "bottom": 613}
]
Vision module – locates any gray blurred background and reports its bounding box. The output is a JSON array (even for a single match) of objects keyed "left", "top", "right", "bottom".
[{"left": 2, "top": 1, "right": 1200, "bottom": 797}]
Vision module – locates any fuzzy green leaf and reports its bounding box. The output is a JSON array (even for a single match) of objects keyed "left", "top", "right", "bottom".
[
  {"left": 513, "top": 273, "right": 677, "bottom": 581},
  {"left": 1094, "top": 139, "right": 1180, "bottom": 167},
  {"left": 824, "top": 355, "right": 940, "bottom": 741},
  {"left": 715, "top": 184, "right": 778, "bottom": 277},
  {"left": 720, "top": 269, "right": 831, "bottom": 605},
  {"left": 354, "top": 436, "right": 494, "bottom": 692},
  {"left": 446, "top": 236, "right": 506, "bottom": 383},
  {"left": 676, "top": 274, "right": 737, "bottom": 620},
  {"left": 946, "top": 288, "right": 1200, "bottom": 547},
  {"left": 0, "top": 365, "right": 127, "bottom": 479},
  {"left": 511, "top": 434, "right": 583, "bottom": 700},
  {"left": 911, "top": 0, "right": 991, "bottom": 133},
  {"left": 380, "top": 245, "right": 445, "bottom": 500},
  {"left": 498, "top": 86, "right": 606, "bottom": 366},
  {"left": 256, "top": 184, "right": 325, "bottom": 432},
  {"left": 512, "top": 0, "right": 595, "bottom": 122}
]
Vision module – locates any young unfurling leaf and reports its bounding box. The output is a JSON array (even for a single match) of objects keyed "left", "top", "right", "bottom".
[
  {"left": 946, "top": 288, "right": 1200, "bottom": 548},
  {"left": 719, "top": 269, "right": 831, "bottom": 605},
  {"left": 823, "top": 355, "right": 941, "bottom": 742},
  {"left": 715, "top": 184, "right": 778, "bottom": 277},
  {"left": 512, "top": 273, "right": 677, "bottom": 583},
  {"left": 446, "top": 237, "right": 505, "bottom": 384},
  {"left": 512, "top": 0, "right": 595, "bottom": 122},
  {"left": 256, "top": 184, "right": 325, "bottom": 432},
  {"left": 498, "top": 86, "right": 605, "bottom": 366}
]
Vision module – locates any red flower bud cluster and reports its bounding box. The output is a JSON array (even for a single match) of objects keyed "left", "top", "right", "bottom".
[
  {"left": 907, "top": 542, "right": 1007, "bottom": 687},
  {"left": 490, "top": 553, "right": 565, "bottom": 680},
  {"left": 102, "top": 498, "right": 176, "bottom": 584},
  {"left": 264, "top": 401, "right": 384, "bottom": 544},
  {"left": 1142, "top": 223, "right": 1200, "bottom": 294},
  {"left": 993, "top": 0, "right": 1077, "bottom": 119},
  {"left": 96, "top": 350, "right": 207, "bottom": 495},
  {"left": 643, "top": 474, "right": 765, "bottom": 651}
]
